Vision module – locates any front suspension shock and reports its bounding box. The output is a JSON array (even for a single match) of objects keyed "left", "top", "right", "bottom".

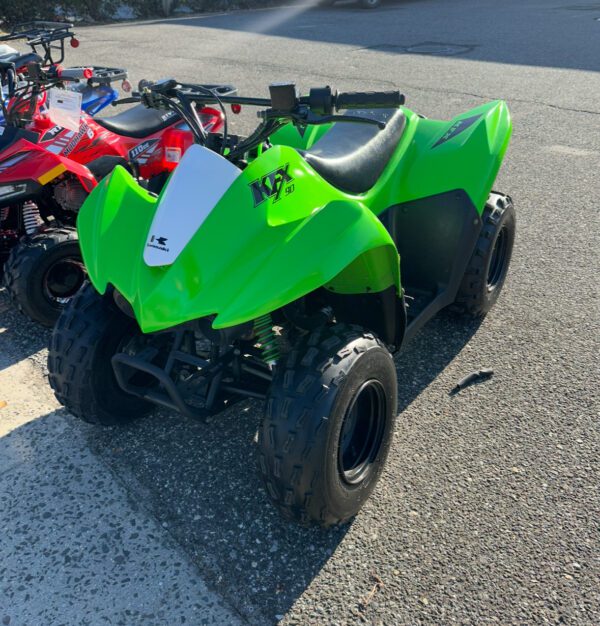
[{"left": 254, "top": 313, "right": 279, "bottom": 367}]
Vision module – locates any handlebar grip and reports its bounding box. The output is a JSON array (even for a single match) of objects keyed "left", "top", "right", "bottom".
[
  {"left": 57, "top": 67, "right": 91, "bottom": 80},
  {"left": 334, "top": 90, "right": 404, "bottom": 110}
]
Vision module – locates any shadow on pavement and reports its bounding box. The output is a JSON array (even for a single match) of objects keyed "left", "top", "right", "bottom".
[
  {"left": 0, "top": 291, "right": 50, "bottom": 373},
  {"left": 0, "top": 275, "right": 482, "bottom": 624},
  {"left": 116, "top": 0, "right": 600, "bottom": 73},
  {"left": 395, "top": 309, "right": 483, "bottom": 412}
]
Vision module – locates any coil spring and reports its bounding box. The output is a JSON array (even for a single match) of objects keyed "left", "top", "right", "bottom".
[
  {"left": 22, "top": 201, "right": 43, "bottom": 235},
  {"left": 0, "top": 206, "right": 8, "bottom": 223},
  {"left": 254, "top": 313, "right": 280, "bottom": 366}
]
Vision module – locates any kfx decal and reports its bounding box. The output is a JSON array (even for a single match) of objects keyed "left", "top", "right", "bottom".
[
  {"left": 249, "top": 164, "right": 294, "bottom": 207},
  {"left": 432, "top": 114, "right": 482, "bottom": 148}
]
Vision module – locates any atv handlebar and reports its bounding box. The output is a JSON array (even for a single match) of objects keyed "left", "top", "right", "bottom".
[
  {"left": 142, "top": 81, "right": 404, "bottom": 113},
  {"left": 0, "top": 61, "right": 82, "bottom": 127},
  {"left": 23, "top": 62, "right": 78, "bottom": 86},
  {"left": 137, "top": 79, "right": 405, "bottom": 159}
]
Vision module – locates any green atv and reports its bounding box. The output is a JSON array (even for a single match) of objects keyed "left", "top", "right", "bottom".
[{"left": 48, "top": 81, "right": 514, "bottom": 527}]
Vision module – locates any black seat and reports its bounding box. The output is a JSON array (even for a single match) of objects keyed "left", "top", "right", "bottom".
[
  {"left": 95, "top": 104, "right": 180, "bottom": 139},
  {"left": 301, "top": 108, "right": 406, "bottom": 194},
  {"left": 0, "top": 52, "right": 42, "bottom": 70}
]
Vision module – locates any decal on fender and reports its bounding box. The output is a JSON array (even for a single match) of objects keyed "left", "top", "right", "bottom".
[
  {"left": 38, "top": 163, "right": 67, "bottom": 185},
  {"left": 432, "top": 114, "right": 482, "bottom": 148},
  {"left": 249, "top": 164, "right": 294, "bottom": 207}
]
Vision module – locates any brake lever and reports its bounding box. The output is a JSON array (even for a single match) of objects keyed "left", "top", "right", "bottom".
[
  {"left": 111, "top": 93, "right": 141, "bottom": 106},
  {"left": 308, "top": 113, "right": 386, "bottom": 129},
  {"left": 261, "top": 108, "right": 386, "bottom": 130}
]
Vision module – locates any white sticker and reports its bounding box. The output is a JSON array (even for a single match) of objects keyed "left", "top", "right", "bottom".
[
  {"left": 47, "top": 88, "right": 82, "bottom": 132},
  {"left": 144, "top": 145, "right": 242, "bottom": 267},
  {"left": 164, "top": 147, "right": 181, "bottom": 164}
]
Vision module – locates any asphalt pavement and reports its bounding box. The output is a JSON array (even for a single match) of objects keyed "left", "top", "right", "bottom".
[{"left": 0, "top": 1, "right": 599, "bottom": 624}]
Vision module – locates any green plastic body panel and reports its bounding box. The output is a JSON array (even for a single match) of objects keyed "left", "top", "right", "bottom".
[{"left": 78, "top": 100, "right": 511, "bottom": 334}]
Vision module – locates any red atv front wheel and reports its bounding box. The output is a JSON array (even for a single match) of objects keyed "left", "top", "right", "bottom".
[{"left": 3, "top": 227, "right": 86, "bottom": 327}]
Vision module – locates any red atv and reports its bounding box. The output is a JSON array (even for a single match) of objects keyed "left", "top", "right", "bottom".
[{"left": 0, "top": 63, "right": 233, "bottom": 326}]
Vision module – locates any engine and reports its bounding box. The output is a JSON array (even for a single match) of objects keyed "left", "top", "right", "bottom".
[{"left": 53, "top": 179, "right": 88, "bottom": 213}]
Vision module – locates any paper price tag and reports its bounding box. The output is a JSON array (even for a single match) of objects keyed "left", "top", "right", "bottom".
[{"left": 48, "top": 88, "right": 82, "bottom": 132}]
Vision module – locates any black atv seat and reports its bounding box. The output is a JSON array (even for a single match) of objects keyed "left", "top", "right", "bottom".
[
  {"left": 301, "top": 108, "right": 406, "bottom": 194},
  {"left": 0, "top": 52, "right": 42, "bottom": 70},
  {"left": 95, "top": 104, "right": 180, "bottom": 139}
]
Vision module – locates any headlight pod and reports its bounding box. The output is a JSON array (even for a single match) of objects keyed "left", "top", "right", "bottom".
[
  {"left": 0, "top": 183, "right": 28, "bottom": 200},
  {"left": 0, "top": 152, "right": 30, "bottom": 173}
]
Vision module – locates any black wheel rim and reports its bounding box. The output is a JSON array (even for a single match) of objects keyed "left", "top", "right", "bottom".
[
  {"left": 43, "top": 257, "right": 86, "bottom": 305},
  {"left": 338, "top": 380, "right": 387, "bottom": 485},
  {"left": 487, "top": 226, "right": 508, "bottom": 291}
]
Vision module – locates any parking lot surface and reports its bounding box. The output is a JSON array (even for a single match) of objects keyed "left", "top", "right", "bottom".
[{"left": 1, "top": 1, "right": 599, "bottom": 624}]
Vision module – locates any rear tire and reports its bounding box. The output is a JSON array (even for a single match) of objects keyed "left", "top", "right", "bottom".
[
  {"left": 259, "top": 324, "right": 397, "bottom": 527},
  {"left": 3, "top": 227, "right": 86, "bottom": 327},
  {"left": 48, "top": 284, "right": 154, "bottom": 425},
  {"left": 452, "top": 193, "right": 515, "bottom": 317}
]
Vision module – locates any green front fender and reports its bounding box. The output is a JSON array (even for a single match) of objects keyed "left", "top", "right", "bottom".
[{"left": 78, "top": 164, "right": 399, "bottom": 333}]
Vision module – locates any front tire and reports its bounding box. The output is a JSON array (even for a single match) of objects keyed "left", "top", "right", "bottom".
[
  {"left": 259, "top": 324, "right": 397, "bottom": 527},
  {"left": 3, "top": 227, "right": 86, "bottom": 327},
  {"left": 48, "top": 284, "right": 154, "bottom": 425},
  {"left": 453, "top": 193, "right": 516, "bottom": 317}
]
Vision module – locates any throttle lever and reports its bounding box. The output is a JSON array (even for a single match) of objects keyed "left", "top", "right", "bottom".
[{"left": 291, "top": 109, "right": 386, "bottom": 129}]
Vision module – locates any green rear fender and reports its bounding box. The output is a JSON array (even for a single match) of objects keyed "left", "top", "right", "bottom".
[
  {"left": 78, "top": 148, "right": 399, "bottom": 333},
  {"left": 400, "top": 100, "right": 512, "bottom": 212}
]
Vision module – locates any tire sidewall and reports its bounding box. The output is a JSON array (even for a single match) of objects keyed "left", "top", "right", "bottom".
[
  {"left": 88, "top": 299, "right": 148, "bottom": 419},
  {"left": 49, "top": 285, "right": 154, "bottom": 424},
  {"left": 27, "top": 239, "right": 82, "bottom": 310},
  {"left": 319, "top": 344, "right": 397, "bottom": 521},
  {"left": 481, "top": 205, "right": 516, "bottom": 312}
]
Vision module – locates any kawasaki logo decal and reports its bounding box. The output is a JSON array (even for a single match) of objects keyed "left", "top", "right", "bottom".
[
  {"left": 147, "top": 234, "right": 169, "bottom": 252},
  {"left": 249, "top": 164, "right": 294, "bottom": 207},
  {"left": 432, "top": 114, "right": 482, "bottom": 148}
]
